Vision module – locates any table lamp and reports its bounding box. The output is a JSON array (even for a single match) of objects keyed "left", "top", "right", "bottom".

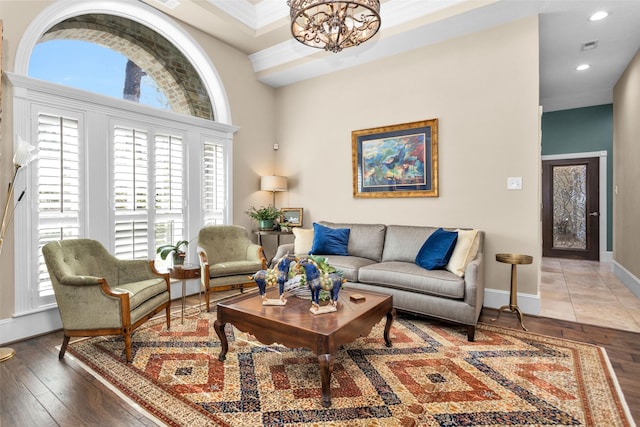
[{"left": 260, "top": 175, "right": 288, "bottom": 206}]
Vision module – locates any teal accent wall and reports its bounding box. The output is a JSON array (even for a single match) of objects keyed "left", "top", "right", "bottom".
[{"left": 541, "top": 104, "right": 613, "bottom": 251}]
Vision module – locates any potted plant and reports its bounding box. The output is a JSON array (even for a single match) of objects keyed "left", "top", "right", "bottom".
[
  {"left": 156, "top": 240, "right": 189, "bottom": 266},
  {"left": 245, "top": 205, "right": 283, "bottom": 230}
]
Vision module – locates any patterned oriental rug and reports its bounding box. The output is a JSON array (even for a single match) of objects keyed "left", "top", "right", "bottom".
[{"left": 66, "top": 309, "right": 634, "bottom": 426}]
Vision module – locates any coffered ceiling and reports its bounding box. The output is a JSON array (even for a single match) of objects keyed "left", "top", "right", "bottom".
[{"left": 143, "top": 0, "right": 640, "bottom": 112}]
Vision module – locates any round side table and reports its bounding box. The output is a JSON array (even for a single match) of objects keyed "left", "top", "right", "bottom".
[
  {"left": 170, "top": 264, "right": 201, "bottom": 324},
  {"left": 492, "top": 253, "right": 533, "bottom": 331}
]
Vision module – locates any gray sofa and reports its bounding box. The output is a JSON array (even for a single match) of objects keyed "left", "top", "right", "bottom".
[{"left": 273, "top": 221, "right": 485, "bottom": 341}]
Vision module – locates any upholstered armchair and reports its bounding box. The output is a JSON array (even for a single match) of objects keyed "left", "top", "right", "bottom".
[
  {"left": 42, "top": 239, "right": 171, "bottom": 363},
  {"left": 198, "top": 225, "right": 267, "bottom": 311}
]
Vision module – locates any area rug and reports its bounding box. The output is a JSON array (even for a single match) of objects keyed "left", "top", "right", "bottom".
[{"left": 66, "top": 308, "right": 634, "bottom": 426}]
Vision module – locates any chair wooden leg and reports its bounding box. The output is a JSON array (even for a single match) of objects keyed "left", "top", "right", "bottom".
[
  {"left": 124, "top": 331, "right": 132, "bottom": 363},
  {"left": 165, "top": 305, "right": 171, "bottom": 329},
  {"left": 59, "top": 334, "right": 71, "bottom": 360},
  {"left": 205, "top": 288, "right": 211, "bottom": 312}
]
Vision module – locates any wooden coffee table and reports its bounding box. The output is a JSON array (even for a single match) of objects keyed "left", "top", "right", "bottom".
[{"left": 214, "top": 288, "right": 395, "bottom": 407}]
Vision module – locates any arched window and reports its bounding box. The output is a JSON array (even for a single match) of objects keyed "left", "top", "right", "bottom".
[
  {"left": 9, "top": 1, "right": 237, "bottom": 315},
  {"left": 29, "top": 39, "right": 171, "bottom": 110}
]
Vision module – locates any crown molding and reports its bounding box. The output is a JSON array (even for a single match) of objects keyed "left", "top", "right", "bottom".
[{"left": 206, "top": 0, "right": 287, "bottom": 30}]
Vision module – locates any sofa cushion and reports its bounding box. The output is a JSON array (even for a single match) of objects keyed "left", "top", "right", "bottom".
[
  {"left": 210, "top": 260, "right": 264, "bottom": 278},
  {"left": 358, "top": 261, "right": 465, "bottom": 299},
  {"left": 319, "top": 255, "right": 378, "bottom": 282},
  {"left": 382, "top": 225, "right": 439, "bottom": 262},
  {"left": 446, "top": 229, "right": 480, "bottom": 277},
  {"left": 310, "top": 223, "right": 350, "bottom": 255},
  {"left": 292, "top": 228, "right": 314, "bottom": 254},
  {"left": 319, "top": 221, "right": 387, "bottom": 262},
  {"left": 114, "top": 278, "right": 168, "bottom": 310},
  {"left": 415, "top": 228, "right": 458, "bottom": 270}
]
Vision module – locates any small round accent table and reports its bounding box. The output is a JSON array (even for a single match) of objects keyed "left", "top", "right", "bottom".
[
  {"left": 169, "top": 264, "right": 201, "bottom": 324},
  {"left": 492, "top": 253, "right": 533, "bottom": 331},
  {"left": 0, "top": 347, "right": 16, "bottom": 362}
]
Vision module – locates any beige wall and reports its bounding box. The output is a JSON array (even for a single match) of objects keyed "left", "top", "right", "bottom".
[
  {"left": 613, "top": 48, "right": 640, "bottom": 280},
  {"left": 274, "top": 16, "right": 542, "bottom": 296},
  {"left": 0, "top": 1, "right": 277, "bottom": 320}
]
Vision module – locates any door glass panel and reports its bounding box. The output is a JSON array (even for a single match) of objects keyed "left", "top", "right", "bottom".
[{"left": 552, "top": 165, "right": 587, "bottom": 249}]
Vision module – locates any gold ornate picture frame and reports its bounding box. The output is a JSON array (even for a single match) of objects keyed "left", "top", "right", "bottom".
[
  {"left": 281, "top": 208, "right": 303, "bottom": 227},
  {"left": 352, "top": 119, "right": 438, "bottom": 198}
]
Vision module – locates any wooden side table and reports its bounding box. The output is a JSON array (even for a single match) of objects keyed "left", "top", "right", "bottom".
[
  {"left": 254, "top": 230, "right": 293, "bottom": 264},
  {"left": 169, "top": 264, "right": 201, "bottom": 324},
  {"left": 253, "top": 229, "right": 293, "bottom": 247},
  {"left": 492, "top": 253, "right": 533, "bottom": 331}
]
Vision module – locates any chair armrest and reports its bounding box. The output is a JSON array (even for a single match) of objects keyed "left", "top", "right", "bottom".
[
  {"left": 59, "top": 275, "right": 102, "bottom": 286},
  {"left": 246, "top": 244, "right": 268, "bottom": 269},
  {"left": 54, "top": 276, "right": 131, "bottom": 330},
  {"left": 59, "top": 275, "right": 129, "bottom": 299},
  {"left": 198, "top": 250, "right": 210, "bottom": 287}
]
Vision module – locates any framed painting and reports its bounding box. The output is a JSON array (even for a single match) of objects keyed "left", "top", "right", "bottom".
[
  {"left": 352, "top": 119, "right": 438, "bottom": 198},
  {"left": 281, "top": 208, "right": 303, "bottom": 227}
]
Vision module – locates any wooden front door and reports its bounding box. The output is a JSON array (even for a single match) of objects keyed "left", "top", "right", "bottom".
[{"left": 542, "top": 157, "right": 599, "bottom": 260}]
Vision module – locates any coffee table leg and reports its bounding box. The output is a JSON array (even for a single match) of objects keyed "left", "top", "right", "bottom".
[
  {"left": 214, "top": 320, "right": 228, "bottom": 361},
  {"left": 384, "top": 308, "right": 396, "bottom": 347},
  {"left": 318, "top": 353, "right": 333, "bottom": 407}
]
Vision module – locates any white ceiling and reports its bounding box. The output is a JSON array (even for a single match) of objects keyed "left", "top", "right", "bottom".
[{"left": 144, "top": 0, "right": 640, "bottom": 112}]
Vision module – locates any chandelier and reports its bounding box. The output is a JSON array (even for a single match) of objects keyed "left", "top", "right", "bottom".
[{"left": 287, "top": 0, "right": 381, "bottom": 53}]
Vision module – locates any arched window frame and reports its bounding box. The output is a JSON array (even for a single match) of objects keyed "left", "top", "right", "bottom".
[{"left": 7, "top": 0, "right": 237, "bottom": 321}]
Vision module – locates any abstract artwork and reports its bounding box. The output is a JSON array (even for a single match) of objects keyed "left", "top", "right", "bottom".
[{"left": 352, "top": 119, "right": 438, "bottom": 198}]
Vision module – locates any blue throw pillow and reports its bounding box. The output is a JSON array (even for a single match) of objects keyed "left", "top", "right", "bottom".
[
  {"left": 415, "top": 228, "right": 458, "bottom": 270},
  {"left": 309, "top": 223, "right": 350, "bottom": 256}
]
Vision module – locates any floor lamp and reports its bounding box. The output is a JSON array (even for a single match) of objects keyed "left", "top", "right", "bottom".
[{"left": 260, "top": 175, "right": 288, "bottom": 207}]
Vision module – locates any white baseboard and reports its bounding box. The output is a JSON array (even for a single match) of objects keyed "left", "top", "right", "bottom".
[
  {"left": 612, "top": 260, "right": 640, "bottom": 300},
  {"left": 0, "top": 281, "right": 200, "bottom": 346},
  {"left": 0, "top": 308, "right": 63, "bottom": 345},
  {"left": 483, "top": 288, "right": 541, "bottom": 315},
  {"left": 600, "top": 250, "right": 613, "bottom": 263}
]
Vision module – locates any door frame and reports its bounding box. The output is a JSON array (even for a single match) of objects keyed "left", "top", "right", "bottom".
[{"left": 541, "top": 151, "right": 608, "bottom": 262}]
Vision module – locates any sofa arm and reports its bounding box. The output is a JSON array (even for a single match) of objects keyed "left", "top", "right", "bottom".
[
  {"left": 272, "top": 243, "right": 295, "bottom": 264},
  {"left": 463, "top": 252, "right": 485, "bottom": 315}
]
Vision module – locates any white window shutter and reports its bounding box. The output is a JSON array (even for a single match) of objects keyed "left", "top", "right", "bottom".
[
  {"left": 203, "top": 140, "right": 225, "bottom": 225},
  {"left": 36, "top": 113, "right": 81, "bottom": 303},
  {"left": 113, "top": 126, "right": 149, "bottom": 259}
]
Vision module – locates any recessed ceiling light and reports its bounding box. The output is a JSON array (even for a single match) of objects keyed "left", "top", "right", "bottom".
[
  {"left": 576, "top": 64, "right": 591, "bottom": 71},
  {"left": 589, "top": 11, "right": 609, "bottom": 21}
]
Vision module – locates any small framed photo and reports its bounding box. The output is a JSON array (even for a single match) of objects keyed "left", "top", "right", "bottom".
[{"left": 281, "top": 208, "right": 303, "bottom": 227}]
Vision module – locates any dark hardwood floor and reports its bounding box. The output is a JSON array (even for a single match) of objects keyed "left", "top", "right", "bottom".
[{"left": 1, "top": 302, "right": 638, "bottom": 425}]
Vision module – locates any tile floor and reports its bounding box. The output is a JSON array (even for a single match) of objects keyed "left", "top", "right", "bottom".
[{"left": 540, "top": 257, "right": 640, "bottom": 332}]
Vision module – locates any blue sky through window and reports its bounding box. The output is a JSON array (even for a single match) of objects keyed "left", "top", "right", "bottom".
[{"left": 29, "top": 39, "right": 169, "bottom": 109}]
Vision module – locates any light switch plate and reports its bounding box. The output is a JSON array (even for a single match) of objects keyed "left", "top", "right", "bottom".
[{"left": 507, "top": 177, "right": 522, "bottom": 190}]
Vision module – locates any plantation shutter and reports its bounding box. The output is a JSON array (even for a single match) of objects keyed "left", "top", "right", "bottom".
[
  {"left": 113, "top": 126, "right": 149, "bottom": 259},
  {"left": 202, "top": 140, "right": 225, "bottom": 225},
  {"left": 12, "top": 76, "right": 236, "bottom": 315},
  {"left": 36, "top": 113, "right": 81, "bottom": 304},
  {"left": 154, "top": 133, "right": 184, "bottom": 250}
]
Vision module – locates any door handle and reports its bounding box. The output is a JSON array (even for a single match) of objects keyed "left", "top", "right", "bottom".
[{"left": 589, "top": 212, "right": 600, "bottom": 217}]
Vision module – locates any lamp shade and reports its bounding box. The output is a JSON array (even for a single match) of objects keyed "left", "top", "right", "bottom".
[{"left": 260, "top": 175, "right": 288, "bottom": 192}]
